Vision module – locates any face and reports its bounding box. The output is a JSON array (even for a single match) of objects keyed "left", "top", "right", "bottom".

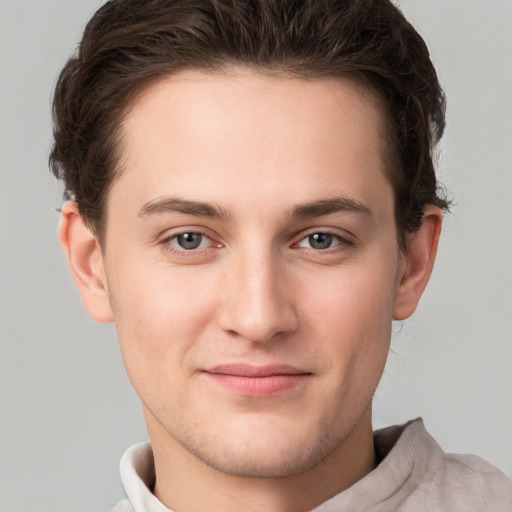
[{"left": 102, "top": 70, "right": 405, "bottom": 477}]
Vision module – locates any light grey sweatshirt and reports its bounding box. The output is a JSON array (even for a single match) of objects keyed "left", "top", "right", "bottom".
[{"left": 111, "top": 419, "right": 512, "bottom": 511}]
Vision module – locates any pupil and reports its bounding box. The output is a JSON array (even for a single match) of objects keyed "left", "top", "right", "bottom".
[
  {"left": 309, "top": 233, "right": 332, "bottom": 249},
  {"left": 178, "top": 233, "right": 202, "bottom": 250}
]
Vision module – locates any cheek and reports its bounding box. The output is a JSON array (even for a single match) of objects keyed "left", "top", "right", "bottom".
[
  {"left": 302, "top": 261, "right": 396, "bottom": 379},
  {"left": 107, "top": 262, "right": 216, "bottom": 393}
]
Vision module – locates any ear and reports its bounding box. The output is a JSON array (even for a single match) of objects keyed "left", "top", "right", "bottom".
[
  {"left": 58, "top": 201, "right": 114, "bottom": 323},
  {"left": 393, "top": 206, "right": 442, "bottom": 320}
]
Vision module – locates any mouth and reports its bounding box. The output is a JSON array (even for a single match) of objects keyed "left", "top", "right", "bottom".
[{"left": 202, "top": 364, "right": 312, "bottom": 396}]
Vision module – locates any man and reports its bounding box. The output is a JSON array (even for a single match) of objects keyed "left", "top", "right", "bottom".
[{"left": 50, "top": 0, "right": 512, "bottom": 510}]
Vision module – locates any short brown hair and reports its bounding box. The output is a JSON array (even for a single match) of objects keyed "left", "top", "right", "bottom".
[{"left": 50, "top": 0, "right": 449, "bottom": 247}]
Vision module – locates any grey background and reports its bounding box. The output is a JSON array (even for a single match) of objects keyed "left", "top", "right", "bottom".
[{"left": 1, "top": 1, "right": 511, "bottom": 510}]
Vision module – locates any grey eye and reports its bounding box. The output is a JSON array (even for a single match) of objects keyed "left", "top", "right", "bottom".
[
  {"left": 176, "top": 232, "right": 204, "bottom": 250},
  {"left": 307, "top": 233, "right": 334, "bottom": 249}
]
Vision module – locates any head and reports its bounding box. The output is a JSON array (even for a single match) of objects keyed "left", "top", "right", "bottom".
[
  {"left": 51, "top": 0, "right": 448, "bottom": 250},
  {"left": 53, "top": 0, "right": 447, "bottom": 485}
]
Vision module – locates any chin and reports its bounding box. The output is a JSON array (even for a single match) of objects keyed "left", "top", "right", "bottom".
[
  {"left": 177, "top": 416, "right": 343, "bottom": 479},
  {"left": 193, "top": 440, "right": 325, "bottom": 479}
]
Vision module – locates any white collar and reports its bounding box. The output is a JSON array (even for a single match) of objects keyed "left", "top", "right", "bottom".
[{"left": 119, "top": 419, "right": 432, "bottom": 512}]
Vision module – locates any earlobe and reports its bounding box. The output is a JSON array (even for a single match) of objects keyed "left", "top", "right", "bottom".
[
  {"left": 58, "top": 201, "right": 114, "bottom": 323},
  {"left": 393, "top": 206, "right": 442, "bottom": 321}
]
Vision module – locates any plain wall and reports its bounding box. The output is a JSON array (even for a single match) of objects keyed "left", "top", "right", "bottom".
[{"left": 1, "top": 1, "right": 511, "bottom": 510}]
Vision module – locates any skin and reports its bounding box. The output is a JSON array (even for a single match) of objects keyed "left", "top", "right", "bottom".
[{"left": 59, "top": 69, "right": 441, "bottom": 512}]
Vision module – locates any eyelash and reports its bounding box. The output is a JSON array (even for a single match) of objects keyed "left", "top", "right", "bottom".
[
  {"left": 294, "top": 231, "right": 355, "bottom": 252},
  {"left": 160, "top": 231, "right": 220, "bottom": 256},
  {"left": 159, "top": 229, "right": 355, "bottom": 256}
]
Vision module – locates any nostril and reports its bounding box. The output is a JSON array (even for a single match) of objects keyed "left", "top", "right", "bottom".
[
  {"left": 216, "top": 257, "right": 299, "bottom": 343},
  {"left": 219, "top": 303, "right": 298, "bottom": 344}
]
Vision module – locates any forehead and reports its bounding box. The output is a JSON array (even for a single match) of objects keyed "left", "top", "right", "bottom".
[
  {"left": 122, "top": 69, "right": 387, "bottom": 157},
  {"left": 111, "top": 69, "right": 392, "bottom": 223}
]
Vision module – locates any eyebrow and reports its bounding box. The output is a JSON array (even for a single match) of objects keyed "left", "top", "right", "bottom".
[
  {"left": 289, "top": 197, "right": 372, "bottom": 219},
  {"left": 138, "top": 197, "right": 230, "bottom": 219},
  {"left": 137, "top": 195, "right": 372, "bottom": 220}
]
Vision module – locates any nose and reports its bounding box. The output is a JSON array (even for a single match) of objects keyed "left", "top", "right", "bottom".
[{"left": 217, "top": 248, "right": 298, "bottom": 344}]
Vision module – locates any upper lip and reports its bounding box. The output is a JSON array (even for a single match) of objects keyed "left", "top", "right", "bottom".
[{"left": 203, "top": 364, "right": 310, "bottom": 377}]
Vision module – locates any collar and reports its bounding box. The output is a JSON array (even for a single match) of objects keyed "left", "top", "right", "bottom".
[{"left": 119, "top": 418, "right": 437, "bottom": 512}]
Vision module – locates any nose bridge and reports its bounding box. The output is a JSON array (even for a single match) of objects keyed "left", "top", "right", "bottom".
[{"left": 219, "top": 242, "right": 297, "bottom": 343}]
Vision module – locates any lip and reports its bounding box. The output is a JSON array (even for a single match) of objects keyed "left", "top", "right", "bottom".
[{"left": 202, "top": 364, "right": 311, "bottom": 396}]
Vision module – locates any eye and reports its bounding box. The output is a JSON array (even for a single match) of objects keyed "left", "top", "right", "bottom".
[
  {"left": 296, "top": 232, "right": 345, "bottom": 250},
  {"left": 167, "top": 232, "right": 211, "bottom": 250}
]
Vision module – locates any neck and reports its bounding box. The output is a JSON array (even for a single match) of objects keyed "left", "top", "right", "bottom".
[{"left": 147, "top": 407, "right": 376, "bottom": 512}]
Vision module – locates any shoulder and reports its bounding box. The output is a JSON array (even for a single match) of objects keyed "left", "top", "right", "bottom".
[
  {"left": 433, "top": 451, "right": 512, "bottom": 510},
  {"left": 380, "top": 419, "right": 512, "bottom": 511},
  {"left": 109, "top": 499, "right": 134, "bottom": 512}
]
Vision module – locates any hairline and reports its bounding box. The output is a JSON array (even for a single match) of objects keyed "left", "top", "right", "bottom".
[{"left": 95, "top": 65, "right": 402, "bottom": 248}]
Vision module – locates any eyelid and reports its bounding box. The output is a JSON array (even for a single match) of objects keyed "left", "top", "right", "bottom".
[
  {"left": 156, "top": 225, "right": 356, "bottom": 257},
  {"left": 294, "top": 227, "right": 356, "bottom": 244},
  {"left": 296, "top": 233, "right": 341, "bottom": 249},
  {"left": 159, "top": 226, "right": 223, "bottom": 253},
  {"left": 291, "top": 228, "right": 357, "bottom": 255}
]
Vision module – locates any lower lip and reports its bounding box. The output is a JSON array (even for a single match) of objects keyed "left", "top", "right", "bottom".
[{"left": 203, "top": 373, "right": 309, "bottom": 396}]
